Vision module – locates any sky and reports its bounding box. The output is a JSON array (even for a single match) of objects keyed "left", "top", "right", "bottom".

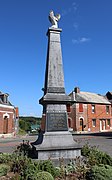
[{"left": 0, "top": 0, "right": 112, "bottom": 117}]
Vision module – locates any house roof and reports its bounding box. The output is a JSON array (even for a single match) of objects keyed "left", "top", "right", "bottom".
[
  {"left": 106, "top": 91, "right": 112, "bottom": 95},
  {"left": 0, "top": 91, "right": 13, "bottom": 106},
  {"left": 75, "top": 91, "right": 111, "bottom": 104}
]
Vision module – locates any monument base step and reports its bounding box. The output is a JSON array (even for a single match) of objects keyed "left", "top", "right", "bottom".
[
  {"left": 35, "top": 131, "right": 81, "bottom": 160},
  {"left": 37, "top": 147, "right": 81, "bottom": 160}
]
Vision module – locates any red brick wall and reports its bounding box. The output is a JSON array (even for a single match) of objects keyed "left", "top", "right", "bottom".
[
  {"left": 76, "top": 103, "right": 88, "bottom": 131},
  {"left": 69, "top": 104, "right": 77, "bottom": 131},
  {"left": 0, "top": 106, "right": 15, "bottom": 134},
  {"left": 69, "top": 103, "right": 112, "bottom": 133},
  {"left": 0, "top": 112, "right": 3, "bottom": 133},
  {"left": 69, "top": 103, "right": 88, "bottom": 131},
  {"left": 87, "top": 104, "right": 112, "bottom": 132},
  {"left": 15, "top": 107, "right": 19, "bottom": 118}
]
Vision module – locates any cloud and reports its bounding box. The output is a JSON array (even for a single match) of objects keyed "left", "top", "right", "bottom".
[
  {"left": 80, "top": 37, "right": 90, "bottom": 43},
  {"left": 72, "top": 2, "right": 78, "bottom": 12},
  {"left": 73, "top": 22, "right": 78, "bottom": 30},
  {"left": 61, "top": 1, "right": 78, "bottom": 16},
  {"left": 72, "top": 37, "right": 91, "bottom": 44}
]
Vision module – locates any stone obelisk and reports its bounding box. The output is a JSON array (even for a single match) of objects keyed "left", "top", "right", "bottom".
[{"left": 36, "top": 11, "right": 81, "bottom": 160}]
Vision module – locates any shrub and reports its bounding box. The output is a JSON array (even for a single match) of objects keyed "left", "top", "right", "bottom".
[
  {"left": 14, "top": 140, "right": 38, "bottom": 158},
  {"left": 65, "top": 159, "right": 77, "bottom": 175},
  {"left": 24, "top": 162, "right": 40, "bottom": 180},
  {"left": 37, "top": 160, "right": 60, "bottom": 178},
  {"left": 0, "top": 153, "right": 12, "bottom": 163},
  {"left": 10, "top": 154, "right": 58, "bottom": 179},
  {"left": 86, "top": 164, "right": 112, "bottom": 180},
  {"left": 0, "top": 164, "right": 10, "bottom": 177},
  {"left": 36, "top": 171, "right": 54, "bottom": 180},
  {"left": 15, "top": 140, "right": 32, "bottom": 157},
  {"left": 10, "top": 154, "right": 33, "bottom": 175},
  {"left": 81, "top": 143, "right": 91, "bottom": 157},
  {"left": 81, "top": 144, "right": 112, "bottom": 166},
  {"left": 0, "top": 153, "right": 58, "bottom": 179}
]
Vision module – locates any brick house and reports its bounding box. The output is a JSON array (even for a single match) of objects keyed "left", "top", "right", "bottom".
[
  {"left": 0, "top": 91, "right": 19, "bottom": 137},
  {"left": 68, "top": 87, "right": 112, "bottom": 133}
]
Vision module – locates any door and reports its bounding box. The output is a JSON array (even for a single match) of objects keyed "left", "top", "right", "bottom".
[
  {"left": 100, "top": 119, "right": 106, "bottom": 131},
  {"left": 3, "top": 116, "right": 8, "bottom": 134},
  {"left": 79, "top": 118, "right": 84, "bottom": 131},
  {"left": 103, "top": 120, "right": 106, "bottom": 130}
]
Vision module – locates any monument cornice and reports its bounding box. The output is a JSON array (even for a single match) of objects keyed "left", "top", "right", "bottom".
[
  {"left": 47, "top": 27, "right": 62, "bottom": 36},
  {"left": 39, "top": 93, "right": 75, "bottom": 105}
]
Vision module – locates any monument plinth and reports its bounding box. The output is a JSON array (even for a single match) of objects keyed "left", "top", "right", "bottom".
[{"left": 35, "top": 11, "right": 81, "bottom": 161}]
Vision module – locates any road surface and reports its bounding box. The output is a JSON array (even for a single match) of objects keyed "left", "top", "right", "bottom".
[{"left": 0, "top": 132, "right": 112, "bottom": 156}]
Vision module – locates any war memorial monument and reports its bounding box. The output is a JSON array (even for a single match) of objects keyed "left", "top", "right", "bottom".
[{"left": 33, "top": 11, "right": 81, "bottom": 161}]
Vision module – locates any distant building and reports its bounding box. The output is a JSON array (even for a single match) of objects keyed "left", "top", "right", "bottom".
[
  {"left": 0, "top": 91, "right": 19, "bottom": 137},
  {"left": 68, "top": 87, "right": 112, "bottom": 133}
]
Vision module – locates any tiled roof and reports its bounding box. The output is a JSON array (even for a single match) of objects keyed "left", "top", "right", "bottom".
[{"left": 75, "top": 91, "right": 111, "bottom": 104}]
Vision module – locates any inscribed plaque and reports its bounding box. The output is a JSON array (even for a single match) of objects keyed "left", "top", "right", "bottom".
[{"left": 46, "top": 112, "right": 68, "bottom": 131}]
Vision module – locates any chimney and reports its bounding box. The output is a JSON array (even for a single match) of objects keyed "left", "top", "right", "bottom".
[{"left": 74, "top": 87, "right": 80, "bottom": 93}]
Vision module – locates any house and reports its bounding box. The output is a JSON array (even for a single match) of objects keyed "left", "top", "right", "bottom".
[
  {"left": 0, "top": 91, "right": 19, "bottom": 137},
  {"left": 68, "top": 87, "right": 112, "bottom": 133}
]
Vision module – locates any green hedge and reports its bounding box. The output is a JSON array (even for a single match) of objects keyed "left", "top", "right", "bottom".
[
  {"left": 81, "top": 143, "right": 112, "bottom": 166},
  {"left": 86, "top": 164, "right": 112, "bottom": 180},
  {"left": 0, "top": 164, "right": 10, "bottom": 177}
]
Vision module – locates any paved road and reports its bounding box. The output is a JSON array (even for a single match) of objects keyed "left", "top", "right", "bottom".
[
  {"left": 0, "top": 135, "right": 35, "bottom": 153},
  {"left": 73, "top": 132, "right": 112, "bottom": 157},
  {"left": 0, "top": 132, "right": 112, "bottom": 156}
]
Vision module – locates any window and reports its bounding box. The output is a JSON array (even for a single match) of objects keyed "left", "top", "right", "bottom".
[
  {"left": 1, "top": 95, "right": 4, "bottom": 102},
  {"left": 107, "top": 119, "right": 110, "bottom": 126},
  {"left": 92, "top": 119, "right": 96, "bottom": 127},
  {"left": 4, "top": 116, "right": 8, "bottom": 120},
  {"left": 67, "top": 104, "right": 70, "bottom": 112},
  {"left": 79, "top": 103, "right": 83, "bottom": 112},
  {"left": 106, "top": 105, "right": 109, "bottom": 114},
  {"left": 92, "top": 105, "right": 95, "bottom": 113},
  {"left": 4, "top": 95, "right": 8, "bottom": 103}
]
